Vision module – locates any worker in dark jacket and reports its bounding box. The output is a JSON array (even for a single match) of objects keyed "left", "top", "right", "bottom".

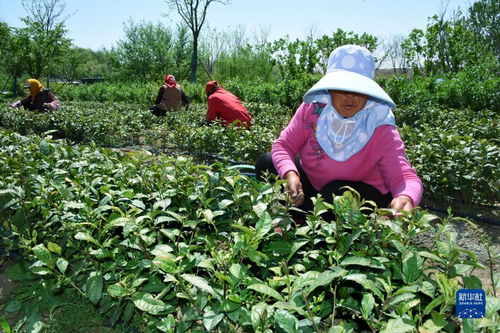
[
  {"left": 205, "top": 81, "right": 251, "bottom": 129},
  {"left": 149, "top": 74, "right": 189, "bottom": 116},
  {"left": 10, "top": 79, "right": 60, "bottom": 111}
]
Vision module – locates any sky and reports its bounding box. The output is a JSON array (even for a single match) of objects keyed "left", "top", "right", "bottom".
[{"left": 0, "top": 0, "right": 474, "bottom": 51}]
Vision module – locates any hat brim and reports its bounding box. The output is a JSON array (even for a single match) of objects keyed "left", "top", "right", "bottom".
[
  {"left": 303, "top": 70, "right": 396, "bottom": 108},
  {"left": 165, "top": 83, "right": 176, "bottom": 88}
]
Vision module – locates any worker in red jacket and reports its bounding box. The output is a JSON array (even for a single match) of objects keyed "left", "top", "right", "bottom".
[{"left": 205, "top": 81, "right": 252, "bottom": 129}]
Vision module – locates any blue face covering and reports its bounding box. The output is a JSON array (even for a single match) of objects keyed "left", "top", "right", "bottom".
[{"left": 315, "top": 99, "right": 396, "bottom": 161}]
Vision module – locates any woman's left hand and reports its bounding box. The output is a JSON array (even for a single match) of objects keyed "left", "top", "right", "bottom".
[{"left": 390, "top": 195, "right": 414, "bottom": 211}]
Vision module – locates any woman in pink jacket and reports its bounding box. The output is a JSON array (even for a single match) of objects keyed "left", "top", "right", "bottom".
[{"left": 255, "top": 45, "right": 423, "bottom": 219}]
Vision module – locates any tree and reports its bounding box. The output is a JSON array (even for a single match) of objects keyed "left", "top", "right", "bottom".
[
  {"left": 52, "top": 47, "right": 114, "bottom": 81},
  {"left": 269, "top": 29, "right": 378, "bottom": 79},
  {"left": 0, "top": 23, "right": 32, "bottom": 93},
  {"left": 382, "top": 35, "right": 408, "bottom": 75},
  {"left": 22, "top": 0, "right": 68, "bottom": 33},
  {"left": 113, "top": 20, "right": 176, "bottom": 82},
  {"left": 20, "top": 0, "right": 71, "bottom": 86},
  {"left": 165, "top": 0, "right": 230, "bottom": 83},
  {"left": 401, "top": 29, "right": 427, "bottom": 75},
  {"left": 466, "top": 0, "right": 499, "bottom": 62}
]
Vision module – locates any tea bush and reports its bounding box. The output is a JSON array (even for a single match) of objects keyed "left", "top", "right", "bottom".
[
  {"left": 1, "top": 130, "right": 498, "bottom": 332},
  {"left": 1, "top": 99, "right": 498, "bottom": 205},
  {"left": 381, "top": 69, "right": 500, "bottom": 111}
]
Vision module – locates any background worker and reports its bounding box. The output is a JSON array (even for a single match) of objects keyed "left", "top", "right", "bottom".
[
  {"left": 205, "top": 80, "right": 252, "bottom": 129},
  {"left": 10, "top": 79, "right": 60, "bottom": 111},
  {"left": 149, "top": 74, "right": 189, "bottom": 116}
]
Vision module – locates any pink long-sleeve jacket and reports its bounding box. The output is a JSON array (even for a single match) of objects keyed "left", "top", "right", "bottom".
[{"left": 271, "top": 102, "right": 423, "bottom": 206}]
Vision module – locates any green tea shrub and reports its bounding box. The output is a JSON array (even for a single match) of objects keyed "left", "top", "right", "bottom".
[
  {"left": 57, "top": 82, "right": 158, "bottom": 106},
  {"left": 402, "top": 124, "right": 499, "bottom": 205},
  {"left": 1, "top": 130, "right": 498, "bottom": 332},
  {"left": 382, "top": 70, "right": 500, "bottom": 111}
]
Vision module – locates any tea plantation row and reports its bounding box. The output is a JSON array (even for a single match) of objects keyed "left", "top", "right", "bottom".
[
  {"left": 0, "top": 101, "right": 497, "bottom": 206},
  {"left": 1, "top": 130, "right": 498, "bottom": 332}
]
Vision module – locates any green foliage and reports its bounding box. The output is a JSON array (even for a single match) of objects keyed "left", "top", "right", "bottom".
[
  {"left": 395, "top": 105, "right": 499, "bottom": 205},
  {"left": 381, "top": 69, "right": 500, "bottom": 111},
  {"left": 1, "top": 95, "right": 498, "bottom": 206},
  {"left": 1, "top": 130, "right": 498, "bottom": 332},
  {"left": 0, "top": 101, "right": 155, "bottom": 146},
  {"left": 112, "top": 20, "right": 191, "bottom": 82},
  {"left": 52, "top": 47, "right": 115, "bottom": 81},
  {"left": 269, "top": 29, "right": 378, "bottom": 79},
  {"left": 401, "top": 0, "right": 499, "bottom": 76},
  {"left": 18, "top": 18, "right": 72, "bottom": 79}
]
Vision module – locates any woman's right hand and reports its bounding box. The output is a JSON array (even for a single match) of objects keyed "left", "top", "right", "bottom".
[{"left": 285, "top": 171, "right": 304, "bottom": 206}]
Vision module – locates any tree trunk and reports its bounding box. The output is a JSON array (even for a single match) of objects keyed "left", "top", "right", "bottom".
[
  {"left": 13, "top": 77, "right": 18, "bottom": 95},
  {"left": 191, "top": 36, "right": 198, "bottom": 83}
]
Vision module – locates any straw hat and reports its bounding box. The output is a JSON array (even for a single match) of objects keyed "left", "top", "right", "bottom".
[{"left": 303, "top": 45, "right": 396, "bottom": 108}]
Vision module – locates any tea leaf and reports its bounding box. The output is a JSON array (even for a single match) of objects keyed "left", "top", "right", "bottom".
[
  {"left": 219, "top": 199, "right": 234, "bottom": 209},
  {"left": 255, "top": 211, "right": 272, "bottom": 239},
  {"left": 74, "top": 232, "right": 100, "bottom": 246},
  {"left": 156, "top": 314, "right": 175, "bottom": 332},
  {"left": 303, "top": 269, "right": 346, "bottom": 295},
  {"left": 153, "top": 199, "right": 172, "bottom": 210},
  {"left": 287, "top": 240, "right": 309, "bottom": 262},
  {"left": 380, "top": 317, "right": 415, "bottom": 333},
  {"left": 252, "top": 202, "right": 268, "bottom": 216},
  {"left": 420, "top": 311, "right": 447, "bottom": 332},
  {"left": 229, "top": 263, "right": 247, "bottom": 280},
  {"left": 345, "top": 273, "right": 383, "bottom": 299},
  {"left": 86, "top": 271, "right": 104, "bottom": 304},
  {"left": 181, "top": 274, "right": 217, "bottom": 296},
  {"left": 131, "top": 199, "right": 145, "bottom": 210},
  {"left": 273, "top": 302, "right": 306, "bottom": 316},
  {"left": 248, "top": 283, "right": 284, "bottom": 301},
  {"left": 274, "top": 309, "right": 298, "bottom": 333},
  {"left": 56, "top": 258, "right": 68, "bottom": 274},
  {"left": 402, "top": 251, "right": 423, "bottom": 284},
  {"left": 340, "top": 256, "right": 385, "bottom": 269},
  {"left": 47, "top": 242, "right": 62, "bottom": 256},
  {"left": 361, "top": 293, "right": 375, "bottom": 318},
  {"left": 247, "top": 249, "right": 268, "bottom": 266},
  {"left": 203, "top": 309, "right": 224, "bottom": 331},
  {"left": 423, "top": 295, "right": 444, "bottom": 315},
  {"left": 150, "top": 244, "right": 174, "bottom": 257},
  {"left": 32, "top": 244, "right": 54, "bottom": 268},
  {"left": 132, "top": 292, "right": 167, "bottom": 315},
  {"left": 251, "top": 302, "right": 270, "bottom": 331},
  {"left": 386, "top": 293, "right": 416, "bottom": 310},
  {"left": 12, "top": 208, "right": 26, "bottom": 233},
  {"left": 107, "top": 283, "right": 128, "bottom": 297},
  {"left": 0, "top": 315, "right": 11, "bottom": 333}
]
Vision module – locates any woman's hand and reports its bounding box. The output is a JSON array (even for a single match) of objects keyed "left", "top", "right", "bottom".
[
  {"left": 390, "top": 195, "right": 414, "bottom": 211},
  {"left": 284, "top": 171, "right": 304, "bottom": 206}
]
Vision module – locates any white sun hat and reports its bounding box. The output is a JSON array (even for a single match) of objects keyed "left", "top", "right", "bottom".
[{"left": 303, "top": 45, "right": 396, "bottom": 109}]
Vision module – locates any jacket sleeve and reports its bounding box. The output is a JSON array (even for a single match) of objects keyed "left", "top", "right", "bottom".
[
  {"left": 376, "top": 126, "right": 423, "bottom": 206},
  {"left": 47, "top": 91, "right": 60, "bottom": 110},
  {"left": 20, "top": 95, "right": 32, "bottom": 107},
  {"left": 271, "top": 103, "right": 310, "bottom": 178},
  {"left": 206, "top": 96, "right": 218, "bottom": 122},
  {"left": 155, "top": 86, "right": 164, "bottom": 104}
]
